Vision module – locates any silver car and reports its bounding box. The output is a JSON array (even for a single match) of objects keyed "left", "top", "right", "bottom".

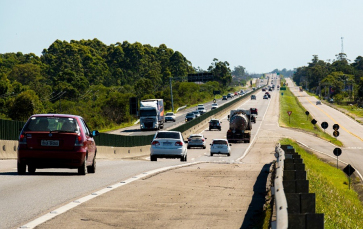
[
  {"left": 192, "top": 110, "right": 200, "bottom": 118},
  {"left": 210, "top": 139, "right": 231, "bottom": 157},
  {"left": 150, "top": 131, "right": 188, "bottom": 161},
  {"left": 187, "top": 134, "right": 207, "bottom": 149},
  {"left": 165, "top": 112, "right": 176, "bottom": 122}
]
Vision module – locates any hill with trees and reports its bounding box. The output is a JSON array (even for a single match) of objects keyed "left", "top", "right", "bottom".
[{"left": 0, "top": 39, "right": 233, "bottom": 129}]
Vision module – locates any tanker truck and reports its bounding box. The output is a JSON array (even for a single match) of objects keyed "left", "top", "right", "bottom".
[
  {"left": 139, "top": 99, "right": 164, "bottom": 130},
  {"left": 227, "top": 109, "right": 253, "bottom": 143}
]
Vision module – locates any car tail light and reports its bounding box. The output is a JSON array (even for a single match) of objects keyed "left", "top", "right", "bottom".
[
  {"left": 227, "top": 129, "right": 232, "bottom": 133},
  {"left": 152, "top": 141, "right": 160, "bottom": 146},
  {"left": 175, "top": 141, "right": 183, "bottom": 146},
  {"left": 75, "top": 135, "right": 83, "bottom": 146},
  {"left": 188, "top": 138, "right": 191, "bottom": 141},
  {"left": 202, "top": 139, "right": 205, "bottom": 142},
  {"left": 19, "top": 134, "right": 27, "bottom": 145}
]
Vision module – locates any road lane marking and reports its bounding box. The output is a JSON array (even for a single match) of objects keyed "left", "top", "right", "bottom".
[
  {"left": 19, "top": 161, "right": 203, "bottom": 229},
  {"left": 305, "top": 97, "right": 363, "bottom": 142},
  {"left": 297, "top": 140, "right": 363, "bottom": 182}
]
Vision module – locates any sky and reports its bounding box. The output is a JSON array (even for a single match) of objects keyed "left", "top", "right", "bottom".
[{"left": 1, "top": 0, "right": 362, "bottom": 74}]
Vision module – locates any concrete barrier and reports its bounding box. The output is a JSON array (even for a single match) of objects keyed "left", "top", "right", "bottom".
[{"left": 0, "top": 139, "right": 151, "bottom": 160}]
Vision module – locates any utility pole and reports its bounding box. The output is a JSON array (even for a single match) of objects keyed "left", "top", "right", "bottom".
[{"left": 169, "top": 77, "right": 174, "bottom": 112}]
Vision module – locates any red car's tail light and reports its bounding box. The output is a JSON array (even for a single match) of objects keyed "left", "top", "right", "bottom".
[
  {"left": 74, "top": 135, "right": 83, "bottom": 146},
  {"left": 151, "top": 141, "right": 160, "bottom": 146},
  {"left": 175, "top": 141, "right": 183, "bottom": 146},
  {"left": 19, "top": 134, "right": 27, "bottom": 145},
  {"left": 202, "top": 139, "right": 205, "bottom": 142}
]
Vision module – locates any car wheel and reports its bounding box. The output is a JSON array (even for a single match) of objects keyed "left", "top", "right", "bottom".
[
  {"left": 187, "top": 146, "right": 190, "bottom": 149},
  {"left": 28, "top": 165, "right": 36, "bottom": 174},
  {"left": 150, "top": 155, "right": 157, "bottom": 161},
  {"left": 203, "top": 146, "right": 206, "bottom": 149},
  {"left": 78, "top": 156, "right": 87, "bottom": 175},
  {"left": 209, "top": 128, "right": 211, "bottom": 131},
  {"left": 17, "top": 162, "right": 26, "bottom": 175},
  {"left": 87, "top": 157, "right": 96, "bottom": 173},
  {"left": 210, "top": 153, "right": 213, "bottom": 157},
  {"left": 227, "top": 153, "right": 230, "bottom": 157}
]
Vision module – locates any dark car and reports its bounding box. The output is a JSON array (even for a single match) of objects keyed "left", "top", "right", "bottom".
[
  {"left": 185, "top": 112, "right": 196, "bottom": 122},
  {"left": 251, "top": 95, "right": 256, "bottom": 100},
  {"left": 222, "top": 95, "right": 228, "bottom": 100},
  {"left": 209, "top": 119, "right": 222, "bottom": 131},
  {"left": 17, "top": 114, "right": 99, "bottom": 175},
  {"left": 265, "top": 92, "right": 271, "bottom": 98},
  {"left": 263, "top": 94, "right": 269, "bottom": 99}
]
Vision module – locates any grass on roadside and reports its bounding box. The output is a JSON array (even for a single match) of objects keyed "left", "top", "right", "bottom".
[
  {"left": 279, "top": 87, "right": 343, "bottom": 146},
  {"left": 280, "top": 138, "right": 363, "bottom": 229}
]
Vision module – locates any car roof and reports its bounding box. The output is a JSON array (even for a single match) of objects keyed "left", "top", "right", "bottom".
[
  {"left": 30, "top": 114, "right": 82, "bottom": 119},
  {"left": 189, "top": 134, "right": 203, "bottom": 137},
  {"left": 156, "top": 131, "right": 181, "bottom": 134},
  {"left": 212, "top": 139, "right": 228, "bottom": 141}
]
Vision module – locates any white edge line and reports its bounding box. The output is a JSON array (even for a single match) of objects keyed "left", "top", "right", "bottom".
[
  {"left": 297, "top": 140, "right": 363, "bottom": 182},
  {"left": 19, "top": 161, "right": 204, "bottom": 229}
]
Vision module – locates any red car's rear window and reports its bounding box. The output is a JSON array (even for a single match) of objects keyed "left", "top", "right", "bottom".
[{"left": 23, "top": 116, "right": 79, "bottom": 133}]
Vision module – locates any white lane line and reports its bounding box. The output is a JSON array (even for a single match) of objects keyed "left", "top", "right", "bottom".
[
  {"left": 19, "top": 161, "right": 203, "bottom": 229},
  {"left": 236, "top": 92, "right": 273, "bottom": 162},
  {"left": 297, "top": 141, "right": 363, "bottom": 182}
]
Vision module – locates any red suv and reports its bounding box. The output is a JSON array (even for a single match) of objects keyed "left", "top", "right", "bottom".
[{"left": 17, "top": 114, "right": 99, "bottom": 175}]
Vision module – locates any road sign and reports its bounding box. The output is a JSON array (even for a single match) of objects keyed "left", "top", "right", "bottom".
[
  {"left": 333, "top": 148, "right": 342, "bottom": 156},
  {"left": 311, "top": 119, "right": 317, "bottom": 125},
  {"left": 333, "top": 130, "right": 340, "bottom": 137},
  {"left": 343, "top": 164, "right": 355, "bottom": 189},
  {"left": 321, "top": 122, "right": 328, "bottom": 129},
  {"left": 343, "top": 164, "right": 355, "bottom": 176},
  {"left": 305, "top": 111, "right": 309, "bottom": 115},
  {"left": 333, "top": 124, "right": 340, "bottom": 131},
  {"left": 287, "top": 111, "right": 292, "bottom": 116}
]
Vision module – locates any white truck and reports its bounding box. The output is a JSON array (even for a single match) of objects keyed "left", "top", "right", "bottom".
[{"left": 139, "top": 99, "right": 165, "bottom": 130}]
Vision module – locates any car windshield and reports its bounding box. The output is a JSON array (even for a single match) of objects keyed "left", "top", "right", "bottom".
[
  {"left": 212, "top": 104, "right": 217, "bottom": 106},
  {"left": 155, "top": 132, "right": 180, "bottom": 139},
  {"left": 210, "top": 120, "right": 219, "bottom": 124},
  {"left": 213, "top": 140, "right": 227, "bottom": 145},
  {"left": 198, "top": 107, "right": 204, "bottom": 110},
  {"left": 140, "top": 109, "right": 157, "bottom": 117},
  {"left": 166, "top": 113, "right": 174, "bottom": 116},
  {"left": 23, "top": 117, "right": 79, "bottom": 132},
  {"left": 193, "top": 111, "right": 199, "bottom": 114},
  {"left": 186, "top": 113, "right": 194, "bottom": 117}
]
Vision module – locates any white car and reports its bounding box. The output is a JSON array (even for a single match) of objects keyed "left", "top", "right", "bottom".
[
  {"left": 197, "top": 106, "right": 207, "bottom": 115},
  {"left": 210, "top": 139, "right": 231, "bottom": 157},
  {"left": 192, "top": 110, "right": 201, "bottom": 118},
  {"left": 187, "top": 134, "right": 207, "bottom": 149},
  {"left": 165, "top": 112, "right": 176, "bottom": 122},
  {"left": 211, "top": 103, "right": 218, "bottom": 109},
  {"left": 150, "top": 131, "right": 188, "bottom": 161}
]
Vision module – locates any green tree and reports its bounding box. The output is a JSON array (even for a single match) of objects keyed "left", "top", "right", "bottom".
[
  {"left": 7, "top": 90, "right": 43, "bottom": 121},
  {"left": 208, "top": 58, "right": 232, "bottom": 86}
]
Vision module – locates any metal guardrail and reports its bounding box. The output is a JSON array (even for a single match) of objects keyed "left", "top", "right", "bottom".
[
  {"left": 273, "top": 144, "right": 288, "bottom": 229},
  {"left": 176, "top": 105, "right": 187, "bottom": 113}
]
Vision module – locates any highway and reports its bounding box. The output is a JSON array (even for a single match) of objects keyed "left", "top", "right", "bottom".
[
  {"left": 0, "top": 80, "right": 272, "bottom": 229},
  {"left": 285, "top": 78, "right": 363, "bottom": 179},
  {"left": 109, "top": 78, "right": 265, "bottom": 136}
]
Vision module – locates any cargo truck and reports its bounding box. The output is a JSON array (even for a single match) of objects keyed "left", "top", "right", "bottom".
[
  {"left": 139, "top": 99, "right": 164, "bottom": 130},
  {"left": 227, "top": 109, "right": 253, "bottom": 143}
]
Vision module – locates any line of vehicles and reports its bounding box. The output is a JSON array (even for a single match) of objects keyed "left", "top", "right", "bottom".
[
  {"left": 15, "top": 87, "right": 266, "bottom": 174},
  {"left": 149, "top": 107, "right": 259, "bottom": 162}
]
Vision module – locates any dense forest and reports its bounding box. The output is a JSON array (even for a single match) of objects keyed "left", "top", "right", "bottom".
[
  {"left": 293, "top": 53, "right": 363, "bottom": 104},
  {"left": 0, "top": 39, "right": 235, "bottom": 129}
]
